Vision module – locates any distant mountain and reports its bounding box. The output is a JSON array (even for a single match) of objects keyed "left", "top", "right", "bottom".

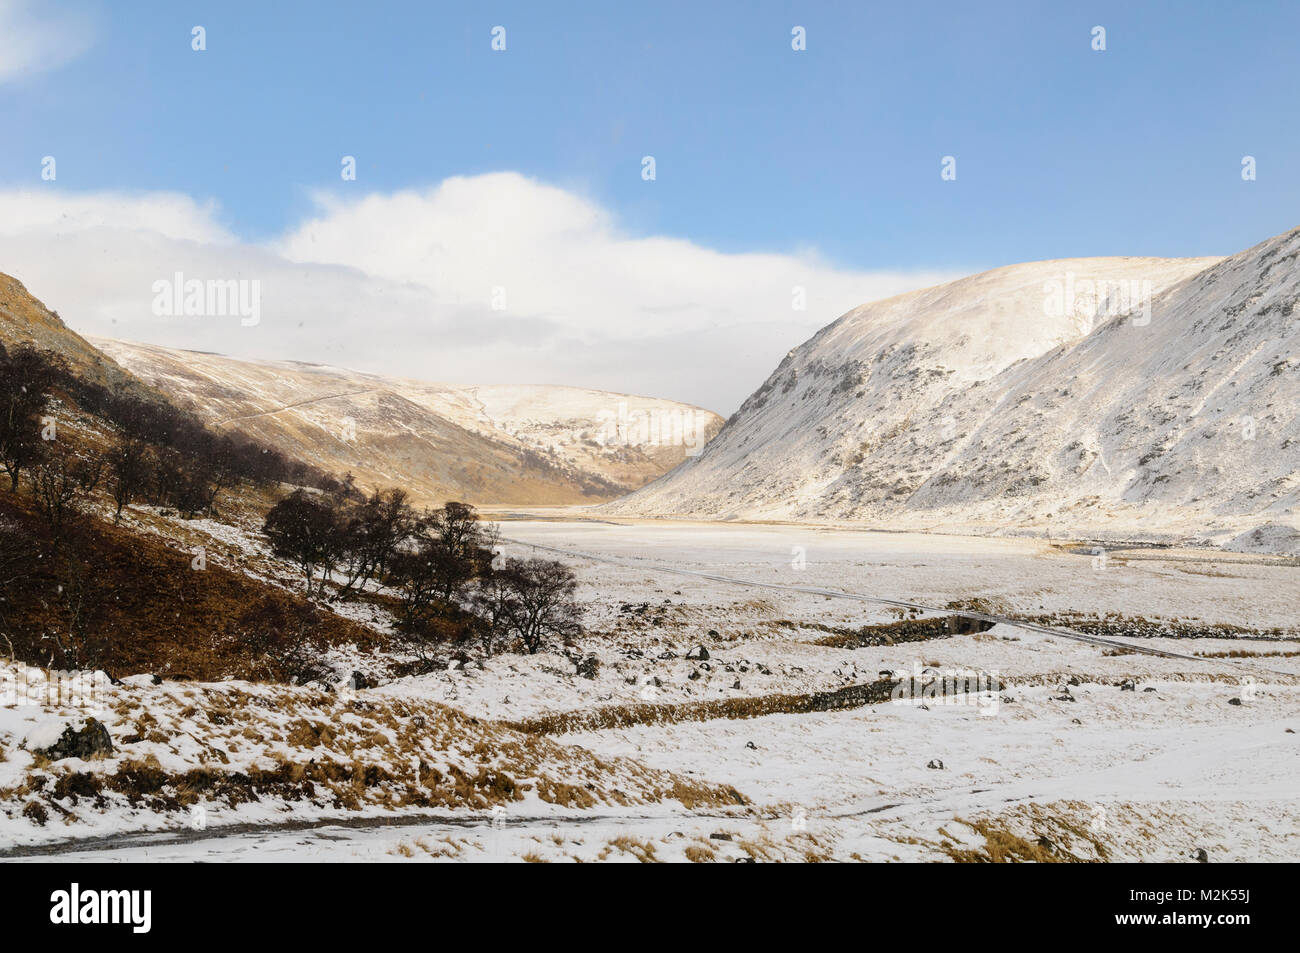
[
  {"left": 609, "top": 229, "right": 1300, "bottom": 548},
  {"left": 94, "top": 339, "right": 723, "bottom": 506}
]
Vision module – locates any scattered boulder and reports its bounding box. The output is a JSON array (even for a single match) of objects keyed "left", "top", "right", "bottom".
[
  {"left": 25, "top": 717, "right": 113, "bottom": 762},
  {"left": 1120, "top": 679, "right": 1136, "bottom": 692},
  {"left": 573, "top": 655, "right": 600, "bottom": 679},
  {"left": 1228, "top": 697, "right": 1243, "bottom": 706},
  {"left": 687, "top": 669, "right": 701, "bottom": 681},
  {"left": 348, "top": 671, "right": 370, "bottom": 690},
  {"left": 1194, "top": 848, "right": 1208, "bottom": 863},
  {"left": 1066, "top": 675, "right": 1082, "bottom": 687},
  {"left": 707, "top": 629, "right": 719, "bottom": 637},
  {"left": 687, "top": 645, "right": 710, "bottom": 661},
  {"left": 744, "top": 741, "right": 757, "bottom": 750},
  {"left": 710, "top": 832, "right": 733, "bottom": 841},
  {"left": 732, "top": 679, "right": 742, "bottom": 690},
  {"left": 927, "top": 759, "right": 944, "bottom": 770},
  {"left": 1143, "top": 687, "right": 1157, "bottom": 693}
]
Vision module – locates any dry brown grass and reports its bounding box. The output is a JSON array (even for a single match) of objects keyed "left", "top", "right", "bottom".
[
  {"left": 0, "top": 490, "right": 384, "bottom": 682},
  {"left": 933, "top": 804, "right": 1111, "bottom": 863},
  {"left": 601, "top": 837, "right": 660, "bottom": 863},
  {"left": 3, "top": 673, "right": 748, "bottom": 829}
]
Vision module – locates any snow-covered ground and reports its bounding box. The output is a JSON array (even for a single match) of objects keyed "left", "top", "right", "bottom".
[{"left": 6, "top": 517, "right": 1294, "bottom": 862}]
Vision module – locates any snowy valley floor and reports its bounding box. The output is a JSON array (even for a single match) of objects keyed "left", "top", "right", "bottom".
[{"left": 4, "top": 516, "right": 1298, "bottom": 862}]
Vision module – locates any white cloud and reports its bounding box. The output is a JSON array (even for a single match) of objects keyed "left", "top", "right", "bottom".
[
  {"left": 0, "top": 176, "right": 962, "bottom": 413},
  {"left": 0, "top": 189, "right": 232, "bottom": 243},
  {"left": 0, "top": 0, "right": 96, "bottom": 85}
]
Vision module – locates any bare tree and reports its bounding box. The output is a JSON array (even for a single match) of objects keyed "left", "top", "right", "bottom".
[
  {"left": 108, "top": 436, "right": 149, "bottom": 522},
  {"left": 26, "top": 443, "right": 87, "bottom": 542},
  {"left": 483, "top": 557, "right": 581, "bottom": 655},
  {"left": 334, "top": 488, "right": 412, "bottom": 599},
  {"left": 0, "top": 344, "right": 56, "bottom": 492},
  {"left": 0, "top": 518, "right": 34, "bottom": 660},
  {"left": 262, "top": 489, "right": 344, "bottom": 596}
]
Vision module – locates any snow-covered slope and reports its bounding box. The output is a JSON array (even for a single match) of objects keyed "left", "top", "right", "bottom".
[
  {"left": 609, "top": 230, "right": 1300, "bottom": 547},
  {"left": 93, "top": 339, "right": 722, "bottom": 506}
]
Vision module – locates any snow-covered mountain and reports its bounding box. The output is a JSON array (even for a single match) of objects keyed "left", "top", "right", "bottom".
[
  {"left": 609, "top": 227, "right": 1300, "bottom": 548},
  {"left": 93, "top": 338, "right": 722, "bottom": 506}
]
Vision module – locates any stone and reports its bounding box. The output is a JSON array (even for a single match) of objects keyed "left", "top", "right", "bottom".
[{"left": 27, "top": 717, "right": 113, "bottom": 762}]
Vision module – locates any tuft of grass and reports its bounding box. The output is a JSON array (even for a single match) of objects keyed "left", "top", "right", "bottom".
[{"left": 602, "top": 837, "right": 660, "bottom": 863}]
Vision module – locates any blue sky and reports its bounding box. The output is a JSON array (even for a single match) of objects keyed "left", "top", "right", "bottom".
[
  {"left": 9, "top": 0, "right": 1300, "bottom": 264},
  {"left": 2, "top": 0, "right": 1298, "bottom": 411}
]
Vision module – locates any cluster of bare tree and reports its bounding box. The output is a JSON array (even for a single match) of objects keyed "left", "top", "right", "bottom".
[
  {"left": 1, "top": 341, "right": 585, "bottom": 675},
  {"left": 1, "top": 342, "right": 349, "bottom": 537},
  {"left": 262, "top": 491, "right": 580, "bottom": 659}
]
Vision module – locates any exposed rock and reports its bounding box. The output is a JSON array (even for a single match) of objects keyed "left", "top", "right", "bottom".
[{"left": 26, "top": 717, "right": 113, "bottom": 762}]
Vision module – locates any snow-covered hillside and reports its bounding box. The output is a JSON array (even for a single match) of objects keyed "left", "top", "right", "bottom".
[
  {"left": 610, "top": 228, "right": 1300, "bottom": 549},
  {"left": 92, "top": 339, "right": 722, "bottom": 506}
]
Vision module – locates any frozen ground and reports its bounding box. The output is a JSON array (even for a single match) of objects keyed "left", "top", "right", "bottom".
[{"left": 4, "top": 517, "right": 1297, "bottom": 862}]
